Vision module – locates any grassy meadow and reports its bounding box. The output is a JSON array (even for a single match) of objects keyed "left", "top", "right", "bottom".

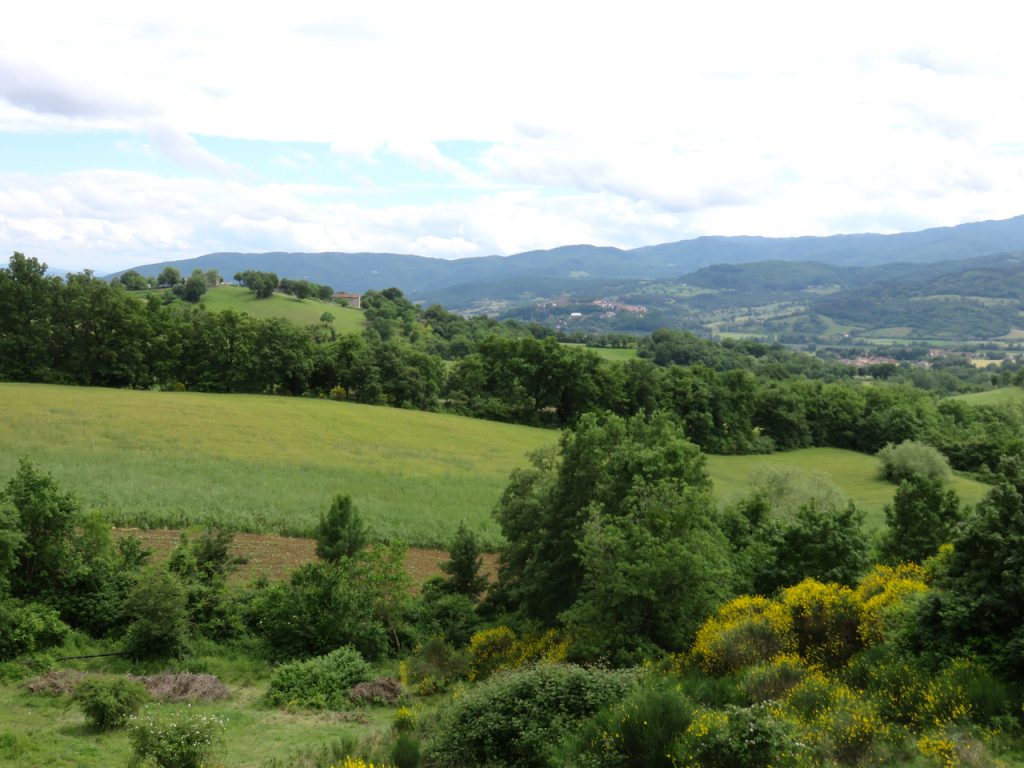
[
  {"left": 950, "top": 385, "right": 1024, "bottom": 406},
  {"left": 0, "top": 643, "right": 395, "bottom": 768},
  {"left": 0, "top": 384, "right": 990, "bottom": 546},
  {"left": 0, "top": 383, "right": 556, "bottom": 547},
  {"left": 708, "top": 448, "right": 990, "bottom": 531},
  {"left": 560, "top": 343, "right": 639, "bottom": 362},
  {"left": 201, "top": 285, "right": 365, "bottom": 332}
]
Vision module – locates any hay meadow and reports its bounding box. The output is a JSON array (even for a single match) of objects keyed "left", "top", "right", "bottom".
[{"left": 0, "top": 383, "right": 988, "bottom": 546}]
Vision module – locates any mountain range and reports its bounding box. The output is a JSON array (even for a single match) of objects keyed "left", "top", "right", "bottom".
[{"left": 113, "top": 214, "right": 1024, "bottom": 309}]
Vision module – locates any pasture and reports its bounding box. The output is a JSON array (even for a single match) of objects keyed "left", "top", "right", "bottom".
[
  {"left": 708, "top": 447, "right": 989, "bottom": 531},
  {"left": 950, "top": 386, "right": 1024, "bottom": 407},
  {"left": 201, "top": 285, "right": 365, "bottom": 332},
  {"left": 0, "top": 383, "right": 555, "bottom": 548},
  {"left": 0, "top": 384, "right": 989, "bottom": 546}
]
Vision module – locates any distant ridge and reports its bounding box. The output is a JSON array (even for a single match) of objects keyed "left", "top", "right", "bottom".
[{"left": 111, "top": 214, "right": 1024, "bottom": 308}]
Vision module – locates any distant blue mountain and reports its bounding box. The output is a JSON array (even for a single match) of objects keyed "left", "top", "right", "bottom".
[{"left": 112, "top": 214, "right": 1024, "bottom": 307}]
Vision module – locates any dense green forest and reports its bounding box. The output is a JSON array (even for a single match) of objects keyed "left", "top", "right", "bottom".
[{"left": 3, "top": 250, "right": 1024, "bottom": 766}]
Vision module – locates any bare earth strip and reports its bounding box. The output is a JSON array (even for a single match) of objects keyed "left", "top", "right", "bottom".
[{"left": 113, "top": 527, "right": 498, "bottom": 586}]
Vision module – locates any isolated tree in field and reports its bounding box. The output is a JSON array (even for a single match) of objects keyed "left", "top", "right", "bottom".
[
  {"left": 316, "top": 494, "right": 367, "bottom": 562},
  {"left": 204, "top": 268, "right": 221, "bottom": 287},
  {"left": 440, "top": 522, "right": 487, "bottom": 599}
]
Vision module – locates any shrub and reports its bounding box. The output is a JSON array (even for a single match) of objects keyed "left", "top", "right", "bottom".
[
  {"left": 265, "top": 646, "right": 371, "bottom": 710},
  {"left": 921, "top": 658, "right": 1014, "bottom": 728},
  {"left": 780, "top": 579, "right": 862, "bottom": 668},
  {"left": 740, "top": 653, "right": 811, "bottom": 703},
  {"left": 393, "top": 706, "right": 416, "bottom": 733},
  {"left": 783, "top": 674, "right": 888, "bottom": 765},
  {"left": 404, "top": 637, "right": 468, "bottom": 695},
  {"left": 73, "top": 677, "right": 150, "bottom": 730},
  {"left": 855, "top": 563, "right": 929, "bottom": 646},
  {"left": 0, "top": 597, "right": 68, "bottom": 660},
  {"left": 415, "top": 582, "right": 480, "bottom": 646},
  {"left": 690, "top": 596, "right": 793, "bottom": 675},
  {"left": 877, "top": 440, "right": 951, "bottom": 485},
  {"left": 466, "top": 625, "right": 568, "bottom": 681},
  {"left": 128, "top": 706, "right": 225, "bottom": 768},
  {"left": 122, "top": 570, "right": 189, "bottom": 660},
  {"left": 676, "top": 703, "right": 799, "bottom": 768},
  {"left": 562, "top": 679, "right": 695, "bottom": 768},
  {"left": 390, "top": 732, "right": 421, "bottom": 768},
  {"left": 425, "top": 664, "right": 635, "bottom": 768}
]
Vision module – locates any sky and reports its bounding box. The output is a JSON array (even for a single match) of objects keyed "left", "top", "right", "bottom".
[{"left": 3, "top": 1, "right": 1024, "bottom": 274}]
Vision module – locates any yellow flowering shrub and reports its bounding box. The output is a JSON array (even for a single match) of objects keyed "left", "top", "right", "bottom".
[
  {"left": 331, "top": 759, "right": 393, "bottom": 768},
  {"left": 921, "top": 659, "right": 979, "bottom": 728},
  {"left": 741, "top": 653, "right": 813, "bottom": 703},
  {"left": 690, "top": 595, "right": 793, "bottom": 675},
  {"left": 392, "top": 705, "right": 416, "bottom": 733},
  {"left": 855, "top": 563, "right": 929, "bottom": 645},
  {"left": 785, "top": 675, "right": 887, "bottom": 764},
  {"left": 466, "top": 626, "right": 568, "bottom": 681},
  {"left": 781, "top": 579, "right": 862, "bottom": 667}
]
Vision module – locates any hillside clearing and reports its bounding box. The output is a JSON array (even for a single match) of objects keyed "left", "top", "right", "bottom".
[{"left": 201, "top": 285, "right": 365, "bottom": 331}]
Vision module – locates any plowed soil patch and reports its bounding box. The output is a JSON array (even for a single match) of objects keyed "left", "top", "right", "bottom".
[{"left": 113, "top": 528, "right": 496, "bottom": 587}]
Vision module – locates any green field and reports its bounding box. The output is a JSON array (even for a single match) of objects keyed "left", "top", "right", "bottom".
[
  {"left": 950, "top": 386, "right": 1024, "bottom": 406},
  {"left": 201, "top": 285, "right": 365, "bottom": 332},
  {"left": 0, "top": 648, "right": 393, "bottom": 768},
  {"left": 707, "top": 447, "right": 990, "bottom": 530},
  {"left": 560, "top": 343, "right": 639, "bottom": 361},
  {"left": 0, "top": 383, "right": 555, "bottom": 547},
  {"left": 0, "top": 385, "right": 990, "bottom": 545}
]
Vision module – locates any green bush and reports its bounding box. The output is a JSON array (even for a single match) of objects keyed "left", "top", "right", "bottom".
[
  {"left": 265, "top": 646, "right": 371, "bottom": 710},
  {"left": 425, "top": 663, "right": 635, "bottom": 768},
  {"left": 390, "top": 732, "right": 421, "bottom": 768},
  {"left": 404, "top": 637, "right": 468, "bottom": 695},
  {"left": 676, "top": 703, "right": 799, "bottom": 768},
  {"left": 877, "top": 440, "right": 951, "bottom": 484},
  {"left": 123, "top": 570, "right": 190, "bottom": 660},
  {"left": 0, "top": 597, "right": 68, "bottom": 660},
  {"left": 128, "top": 706, "right": 225, "bottom": 768},
  {"left": 560, "top": 680, "right": 695, "bottom": 768},
  {"left": 73, "top": 677, "right": 150, "bottom": 730}
]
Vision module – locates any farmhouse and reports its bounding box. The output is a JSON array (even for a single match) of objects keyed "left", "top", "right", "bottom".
[{"left": 332, "top": 291, "right": 362, "bottom": 309}]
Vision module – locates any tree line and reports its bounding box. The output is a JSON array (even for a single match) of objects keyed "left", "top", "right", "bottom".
[{"left": 3, "top": 253, "right": 1024, "bottom": 473}]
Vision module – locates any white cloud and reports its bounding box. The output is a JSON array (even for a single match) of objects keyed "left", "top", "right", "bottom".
[
  {"left": 5, "top": 1, "right": 1024, "bottom": 266},
  {"left": 144, "top": 122, "right": 243, "bottom": 177}
]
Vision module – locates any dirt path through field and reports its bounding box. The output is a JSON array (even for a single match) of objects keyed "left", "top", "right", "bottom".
[{"left": 113, "top": 528, "right": 497, "bottom": 586}]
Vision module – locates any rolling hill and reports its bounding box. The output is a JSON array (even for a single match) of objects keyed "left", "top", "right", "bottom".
[{"left": 0, "top": 383, "right": 989, "bottom": 547}]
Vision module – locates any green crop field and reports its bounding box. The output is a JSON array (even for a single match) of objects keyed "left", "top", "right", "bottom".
[
  {"left": 201, "top": 285, "right": 365, "bottom": 332},
  {"left": 0, "top": 385, "right": 990, "bottom": 546},
  {"left": 950, "top": 386, "right": 1024, "bottom": 406},
  {"left": 707, "top": 447, "right": 989, "bottom": 530},
  {"left": 0, "top": 383, "right": 556, "bottom": 547}
]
